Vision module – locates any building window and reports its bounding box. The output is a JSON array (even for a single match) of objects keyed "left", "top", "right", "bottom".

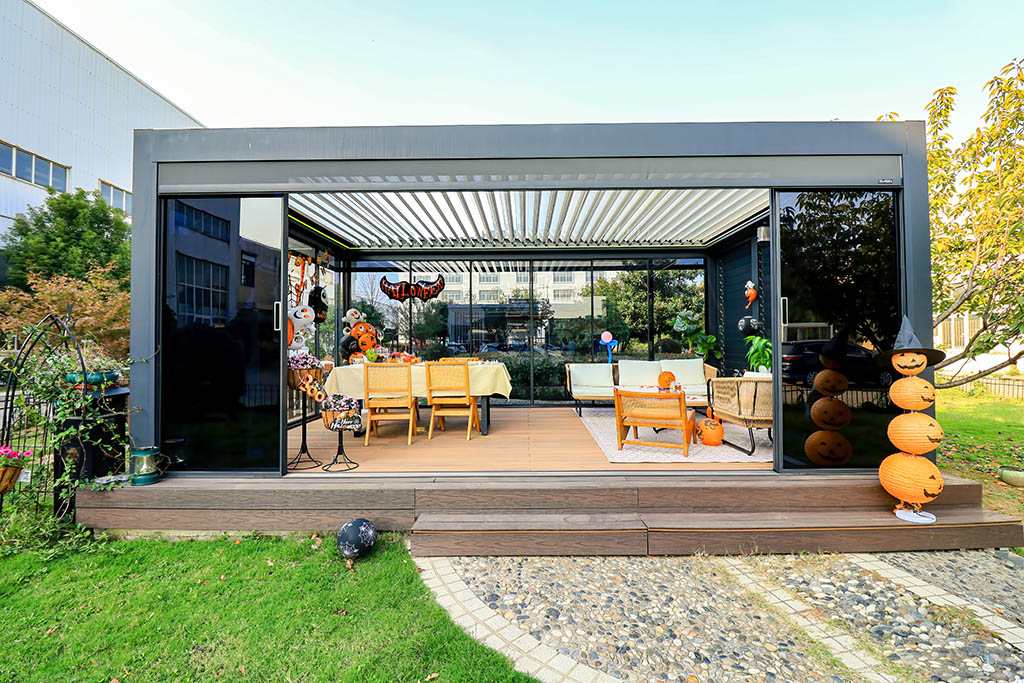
[
  {"left": 447, "top": 272, "right": 463, "bottom": 284},
  {"left": 443, "top": 290, "right": 463, "bottom": 303},
  {"left": 478, "top": 289, "right": 499, "bottom": 303},
  {"left": 952, "top": 316, "right": 965, "bottom": 347},
  {"left": 0, "top": 141, "right": 68, "bottom": 191},
  {"left": 101, "top": 181, "right": 132, "bottom": 213},
  {"left": 176, "top": 252, "right": 228, "bottom": 327},
  {"left": 516, "top": 271, "right": 530, "bottom": 283},
  {"left": 15, "top": 149, "right": 33, "bottom": 182},
  {"left": 478, "top": 272, "right": 500, "bottom": 284},
  {"left": 940, "top": 319, "right": 952, "bottom": 346},
  {"left": 240, "top": 252, "right": 256, "bottom": 287},
  {"left": 968, "top": 314, "right": 982, "bottom": 340},
  {"left": 173, "top": 199, "right": 230, "bottom": 241},
  {"left": 0, "top": 142, "right": 11, "bottom": 176},
  {"left": 553, "top": 271, "right": 574, "bottom": 283},
  {"left": 553, "top": 288, "right": 575, "bottom": 302}
]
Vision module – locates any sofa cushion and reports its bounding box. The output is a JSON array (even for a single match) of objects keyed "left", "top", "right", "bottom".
[
  {"left": 569, "top": 363, "right": 614, "bottom": 389},
  {"left": 572, "top": 385, "right": 614, "bottom": 398},
  {"left": 743, "top": 370, "right": 772, "bottom": 378},
  {"left": 660, "top": 358, "right": 706, "bottom": 386},
  {"left": 681, "top": 384, "right": 707, "bottom": 397},
  {"left": 617, "top": 360, "right": 662, "bottom": 387}
]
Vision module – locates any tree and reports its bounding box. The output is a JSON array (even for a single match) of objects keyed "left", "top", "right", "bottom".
[
  {"left": 1, "top": 189, "right": 131, "bottom": 289},
  {"left": 916, "top": 59, "right": 1024, "bottom": 386},
  {"left": 412, "top": 300, "right": 450, "bottom": 344},
  {"left": 590, "top": 269, "right": 703, "bottom": 345},
  {"left": 0, "top": 266, "right": 130, "bottom": 356}
]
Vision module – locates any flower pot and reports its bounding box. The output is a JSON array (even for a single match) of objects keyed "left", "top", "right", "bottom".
[
  {"left": 322, "top": 410, "right": 355, "bottom": 430},
  {"left": 0, "top": 466, "right": 23, "bottom": 494},
  {"left": 288, "top": 367, "right": 323, "bottom": 389},
  {"left": 997, "top": 466, "right": 1024, "bottom": 488}
]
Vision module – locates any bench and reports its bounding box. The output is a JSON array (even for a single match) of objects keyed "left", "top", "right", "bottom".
[{"left": 565, "top": 359, "right": 718, "bottom": 416}]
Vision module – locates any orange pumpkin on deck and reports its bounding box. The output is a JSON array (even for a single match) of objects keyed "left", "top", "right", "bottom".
[
  {"left": 887, "top": 412, "right": 943, "bottom": 455},
  {"left": 695, "top": 418, "right": 724, "bottom": 446},
  {"left": 891, "top": 351, "right": 928, "bottom": 376},
  {"left": 813, "top": 369, "right": 849, "bottom": 397},
  {"left": 810, "top": 397, "right": 851, "bottom": 430},
  {"left": 658, "top": 370, "right": 676, "bottom": 389},
  {"left": 878, "top": 452, "right": 944, "bottom": 505},
  {"left": 804, "top": 430, "right": 852, "bottom": 466},
  {"left": 888, "top": 376, "right": 936, "bottom": 410}
]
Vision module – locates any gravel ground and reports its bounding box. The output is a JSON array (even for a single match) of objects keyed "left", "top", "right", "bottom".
[
  {"left": 876, "top": 550, "right": 1024, "bottom": 629},
  {"left": 450, "top": 555, "right": 851, "bottom": 682},
  {"left": 753, "top": 554, "right": 1024, "bottom": 682}
]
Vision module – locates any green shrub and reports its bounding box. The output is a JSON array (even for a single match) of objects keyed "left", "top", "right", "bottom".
[{"left": 655, "top": 338, "right": 683, "bottom": 354}]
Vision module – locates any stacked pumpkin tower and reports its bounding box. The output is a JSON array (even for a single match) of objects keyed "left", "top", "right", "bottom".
[
  {"left": 805, "top": 327, "right": 853, "bottom": 466},
  {"left": 877, "top": 317, "right": 947, "bottom": 524}
]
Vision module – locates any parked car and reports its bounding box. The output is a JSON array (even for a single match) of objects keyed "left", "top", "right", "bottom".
[
  {"left": 447, "top": 342, "right": 467, "bottom": 355},
  {"left": 781, "top": 340, "right": 894, "bottom": 388}
]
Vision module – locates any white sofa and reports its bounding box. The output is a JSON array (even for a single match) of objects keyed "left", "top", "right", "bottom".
[{"left": 565, "top": 359, "right": 717, "bottom": 415}]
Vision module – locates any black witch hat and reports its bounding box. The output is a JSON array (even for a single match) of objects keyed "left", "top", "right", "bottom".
[
  {"left": 820, "top": 324, "right": 851, "bottom": 364},
  {"left": 876, "top": 316, "right": 945, "bottom": 367}
]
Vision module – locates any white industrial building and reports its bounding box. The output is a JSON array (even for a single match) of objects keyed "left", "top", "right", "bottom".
[{"left": 0, "top": 0, "right": 200, "bottom": 241}]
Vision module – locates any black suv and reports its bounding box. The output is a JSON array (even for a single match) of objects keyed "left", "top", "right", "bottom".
[{"left": 781, "top": 340, "right": 893, "bottom": 388}]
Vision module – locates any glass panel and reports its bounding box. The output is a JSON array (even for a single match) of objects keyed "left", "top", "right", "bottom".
[
  {"left": 34, "top": 158, "right": 50, "bottom": 186},
  {"left": 532, "top": 260, "right": 592, "bottom": 402},
  {"left": 409, "top": 262, "right": 460, "bottom": 360},
  {"left": 592, "top": 259, "right": 650, "bottom": 360},
  {"left": 779, "top": 190, "right": 901, "bottom": 470},
  {"left": 113, "top": 187, "right": 124, "bottom": 210},
  {"left": 102, "top": 182, "right": 114, "bottom": 205},
  {"left": 652, "top": 258, "right": 705, "bottom": 360},
  {"left": 472, "top": 261, "right": 530, "bottom": 403},
  {"left": 161, "top": 196, "right": 282, "bottom": 470},
  {"left": 349, "top": 260, "right": 405, "bottom": 357},
  {"left": 0, "top": 142, "right": 14, "bottom": 175},
  {"left": 15, "top": 149, "right": 33, "bottom": 182},
  {"left": 50, "top": 164, "right": 67, "bottom": 192}
]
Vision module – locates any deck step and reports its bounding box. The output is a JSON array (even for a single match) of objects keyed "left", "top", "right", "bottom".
[
  {"left": 411, "top": 512, "right": 648, "bottom": 556},
  {"left": 410, "top": 509, "right": 1024, "bottom": 556}
]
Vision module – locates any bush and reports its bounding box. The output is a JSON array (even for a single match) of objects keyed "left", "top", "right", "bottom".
[
  {"left": 419, "top": 344, "right": 450, "bottom": 361},
  {"left": 655, "top": 337, "right": 683, "bottom": 354}
]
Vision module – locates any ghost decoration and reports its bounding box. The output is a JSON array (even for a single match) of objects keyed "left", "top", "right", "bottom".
[
  {"left": 341, "top": 308, "right": 365, "bottom": 337},
  {"left": 744, "top": 280, "right": 757, "bottom": 310},
  {"left": 287, "top": 305, "right": 316, "bottom": 353}
]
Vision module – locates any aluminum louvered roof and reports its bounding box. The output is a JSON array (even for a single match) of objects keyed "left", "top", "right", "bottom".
[{"left": 289, "top": 187, "right": 768, "bottom": 250}]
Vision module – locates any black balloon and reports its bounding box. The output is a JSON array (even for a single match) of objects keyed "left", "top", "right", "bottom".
[
  {"left": 336, "top": 518, "right": 378, "bottom": 559},
  {"left": 737, "top": 316, "right": 762, "bottom": 336}
]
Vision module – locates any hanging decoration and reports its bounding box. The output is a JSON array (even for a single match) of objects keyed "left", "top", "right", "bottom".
[
  {"left": 744, "top": 280, "right": 758, "bottom": 310},
  {"left": 379, "top": 274, "right": 445, "bottom": 303},
  {"left": 339, "top": 317, "right": 380, "bottom": 364},
  {"left": 877, "top": 315, "right": 947, "bottom": 524},
  {"left": 599, "top": 331, "right": 618, "bottom": 363},
  {"left": 737, "top": 315, "right": 762, "bottom": 336},
  {"left": 805, "top": 325, "right": 853, "bottom": 466},
  {"left": 287, "top": 305, "right": 316, "bottom": 353}
]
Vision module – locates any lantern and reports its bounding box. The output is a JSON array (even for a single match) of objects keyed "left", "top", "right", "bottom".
[
  {"left": 890, "top": 351, "right": 929, "bottom": 376},
  {"left": 695, "top": 418, "right": 724, "bottom": 446},
  {"left": 810, "top": 397, "right": 851, "bottom": 431},
  {"left": 803, "top": 430, "right": 852, "bottom": 466},
  {"left": 130, "top": 447, "right": 160, "bottom": 486},
  {"left": 878, "top": 452, "right": 944, "bottom": 522},
  {"left": 889, "top": 376, "right": 935, "bottom": 411},
  {"left": 887, "top": 412, "right": 943, "bottom": 455},
  {"left": 812, "top": 369, "right": 848, "bottom": 397}
]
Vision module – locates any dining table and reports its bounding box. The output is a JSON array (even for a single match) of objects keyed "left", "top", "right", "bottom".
[{"left": 322, "top": 362, "right": 513, "bottom": 435}]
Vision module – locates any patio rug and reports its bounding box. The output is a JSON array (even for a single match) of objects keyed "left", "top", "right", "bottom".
[{"left": 578, "top": 408, "right": 773, "bottom": 464}]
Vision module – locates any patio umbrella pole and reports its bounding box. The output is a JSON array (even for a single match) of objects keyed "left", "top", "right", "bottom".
[
  {"left": 322, "top": 427, "right": 358, "bottom": 472},
  {"left": 287, "top": 393, "right": 323, "bottom": 471}
]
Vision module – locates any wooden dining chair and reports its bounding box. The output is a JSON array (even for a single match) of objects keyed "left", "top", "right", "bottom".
[
  {"left": 363, "top": 362, "right": 418, "bottom": 446},
  {"left": 424, "top": 360, "right": 480, "bottom": 440}
]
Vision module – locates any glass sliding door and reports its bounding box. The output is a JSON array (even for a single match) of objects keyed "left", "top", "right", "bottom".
[
  {"left": 778, "top": 190, "right": 902, "bottom": 469},
  {"left": 160, "top": 196, "right": 284, "bottom": 470},
  {"left": 532, "top": 260, "right": 593, "bottom": 402}
]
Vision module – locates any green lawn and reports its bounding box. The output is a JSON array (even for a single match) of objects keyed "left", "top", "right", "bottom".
[
  {"left": 936, "top": 386, "right": 1024, "bottom": 523},
  {"left": 0, "top": 534, "right": 532, "bottom": 683}
]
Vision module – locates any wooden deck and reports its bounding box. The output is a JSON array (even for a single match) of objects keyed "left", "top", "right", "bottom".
[
  {"left": 287, "top": 407, "right": 772, "bottom": 473},
  {"left": 75, "top": 473, "right": 1024, "bottom": 555}
]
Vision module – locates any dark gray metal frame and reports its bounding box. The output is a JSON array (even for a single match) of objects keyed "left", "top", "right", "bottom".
[{"left": 131, "top": 121, "right": 930, "bottom": 476}]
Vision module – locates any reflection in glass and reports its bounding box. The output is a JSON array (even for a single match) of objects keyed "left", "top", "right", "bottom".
[
  {"left": 591, "top": 260, "right": 650, "bottom": 360},
  {"left": 532, "top": 261, "right": 592, "bottom": 402},
  {"left": 779, "top": 190, "right": 901, "bottom": 469},
  {"left": 161, "top": 197, "right": 282, "bottom": 470}
]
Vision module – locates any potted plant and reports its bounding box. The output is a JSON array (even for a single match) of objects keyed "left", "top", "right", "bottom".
[
  {"left": 744, "top": 335, "right": 773, "bottom": 373},
  {"left": 321, "top": 393, "right": 359, "bottom": 430},
  {"left": 288, "top": 353, "right": 324, "bottom": 389},
  {"left": 0, "top": 446, "right": 33, "bottom": 494}
]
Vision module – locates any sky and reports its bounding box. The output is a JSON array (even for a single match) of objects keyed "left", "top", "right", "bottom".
[{"left": 34, "top": 0, "right": 1022, "bottom": 142}]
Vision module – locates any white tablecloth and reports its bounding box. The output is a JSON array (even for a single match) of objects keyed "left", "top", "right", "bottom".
[{"left": 323, "top": 363, "right": 512, "bottom": 399}]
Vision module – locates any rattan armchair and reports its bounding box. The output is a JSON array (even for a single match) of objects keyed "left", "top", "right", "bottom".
[
  {"left": 707, "top": 376, "right": 773, "bottom": 455},
  {"left": 613, "top": 388, "right": 696, "bottom": 456}
]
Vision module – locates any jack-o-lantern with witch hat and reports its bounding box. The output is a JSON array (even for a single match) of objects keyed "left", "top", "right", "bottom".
[
  {"left": 804, "top": 326, "right": 854, "bottom": 466},
  {"left": 876, "top": 316, "right": 947, "bottom": 524}
]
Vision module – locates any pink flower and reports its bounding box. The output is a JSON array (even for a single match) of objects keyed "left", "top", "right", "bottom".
[{"left": 0, "top": 446, "right": 12, "bottom": 457}]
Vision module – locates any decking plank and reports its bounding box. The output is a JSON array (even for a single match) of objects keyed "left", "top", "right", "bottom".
[{"left": 76, "top": 507, "right": 414, "bottom": 531}]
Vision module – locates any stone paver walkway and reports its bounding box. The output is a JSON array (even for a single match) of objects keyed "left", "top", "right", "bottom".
[{"left": 419, "top": 549, "right": 1024, "bottom": 683}]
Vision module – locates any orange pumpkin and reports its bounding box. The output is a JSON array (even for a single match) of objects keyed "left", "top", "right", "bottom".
[
  {"left": 818, "top": 353, "right": 842, "bottom": 370},
  {"left": 887, "top": 412, "right": 943, "bottom": 455},
  {"left": 695, "top": 418, "right": 724, "bottom": 446},
  {"left": 804, "top": 430, "right": 852, "bottom": 466},
  {"left": 878, "top": 452, "right": 944, "bottom": 505},
  {"left": 658, "top": 370, "right": 676, "bottom": 389},
  {"left": 891, "top": 351, "right": 928, "bottom": 376},
  {"left": 889, "top": 376, "right": 936, "bottom": 410},
  {"left": 810, "top": 397, "right": 851, "bottom": 430},
  {"left": 813, "top": 369, "right": 849, "bottom": 397}
]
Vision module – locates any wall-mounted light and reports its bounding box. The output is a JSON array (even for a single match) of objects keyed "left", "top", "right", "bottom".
[{"left": 757, "top": 224, "right": 770, "bottom": 243}]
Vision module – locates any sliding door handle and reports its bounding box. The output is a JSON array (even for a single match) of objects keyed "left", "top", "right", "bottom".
[
  {"left": 780, "top": 297, "right": 789, "bottom": 326},
  {"left": 274, "top": 301, "right": 282, "bottom": 331}
]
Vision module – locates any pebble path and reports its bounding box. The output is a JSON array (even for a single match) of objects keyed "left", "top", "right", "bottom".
[{"left": 427, "top": 550, "right": 1024, "bottom": 683}]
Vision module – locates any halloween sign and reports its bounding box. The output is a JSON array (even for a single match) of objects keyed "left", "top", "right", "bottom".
[{"left": 379, "top": 274, "right": 445, "bottom": 303}]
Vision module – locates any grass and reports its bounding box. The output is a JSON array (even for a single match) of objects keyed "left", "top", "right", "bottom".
[
  {"left": 0, "top": 534, "right": 532, "bottom": 683},
  {"left": 935, "top": 386, "right": 1024, "bottom": 522}
]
